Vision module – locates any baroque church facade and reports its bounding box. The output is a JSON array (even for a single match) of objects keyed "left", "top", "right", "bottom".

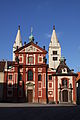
[{"left": 0, "top": 25, "right": 77, "bottom": 104}]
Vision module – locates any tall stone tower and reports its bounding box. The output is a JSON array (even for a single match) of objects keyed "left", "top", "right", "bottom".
[
  {"left": 49, "top": 25, "right": 61, "bottom": 69},
  {"left": 13, "top": 26, "right": 22, "bottom": 61}
]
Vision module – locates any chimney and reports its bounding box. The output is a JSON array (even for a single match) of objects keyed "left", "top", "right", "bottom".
[
  {"left": 43, "top": 46, "right": 45, "bottom": 50},
  {"left": 24, "top": 41, "right": 26, "bottom": 45},
  {"left": 36, "top": 42, "right": 38, "bottom": 45}
]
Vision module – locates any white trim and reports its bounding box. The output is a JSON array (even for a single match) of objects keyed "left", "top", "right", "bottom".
[
  {"left": 38, "top": 55, "right": 43, "bottom": 63},
  {"left": 38, "top": 90, "right": 42, "bottom": 97},
  {"left": 38, "top": 82, "right": 42, "bottom": 90},
  {"left": 48, "top": 82, "right": 53, "bottom": 89},
  {"left": 48, "top": 90, "right": 53, "bottom": 97}
]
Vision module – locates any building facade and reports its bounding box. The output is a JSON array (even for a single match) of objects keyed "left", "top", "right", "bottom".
[{"left": 0, "top": 25, "right": 77, "bottom": 104}]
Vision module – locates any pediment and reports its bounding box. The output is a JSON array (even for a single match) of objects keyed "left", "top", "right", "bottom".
[
  {"left": 25, "top": 45, "right": 42, "bottom": 52},
  {"left": 16, "top": 42, "right": 47, "bottom": 53}
]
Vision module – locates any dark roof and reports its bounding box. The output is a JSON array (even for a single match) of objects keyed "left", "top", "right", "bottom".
[
  {"left": 0, "top": 61, "right": 5, "bottom": 72},
  {"left": 56, "top": 61, "right": 71, "bottom": 73},
  {"left": 0, "top": 61, "right": 15, "bottom": 72},
  {"left": 7, "top": 61, "right": 15, "bottom": 67},
  {"left": 54, "top": 60, "right": 78, "bottom": 76},
  {"left": 56, "top": 58, "right": 73, "bottom": 74}
]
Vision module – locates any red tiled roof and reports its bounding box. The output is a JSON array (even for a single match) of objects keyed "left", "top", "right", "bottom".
[{"left": 76, "top": 72, "right": 80, "bottom": 82}]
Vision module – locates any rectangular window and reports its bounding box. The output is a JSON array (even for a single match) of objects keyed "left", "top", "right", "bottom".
[
  {"left": 9, "top": 75, "right": 12, "bottom": 80},
  {"left": 53, "top": 57, "right": 57, "bottom": 61},
  {"left": 28, "top": 56, "right": 33, "bottom": 63},
  {"left": 53, "top": 51, "right": 57, "bottom": 55},
  {"left": 28, "top": 70, "right": 33, "bottom": 81},
  {"left": 49, "top": 75, "right": 52, "bottom": 80},
  {"left": 38, "top": 74, "right": 41, "bottom": 81}
]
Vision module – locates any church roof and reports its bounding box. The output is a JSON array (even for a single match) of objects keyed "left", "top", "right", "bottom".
[
  {"left": 14, "top": 41, "right": 47, "bottom": 54},
  {"left": 49, "top": 25, "right": 60, "bottom": 47},
  {"left": 13, "top": 26, "right": 22, "bottom": 47},
  {"left": 56, "top": 59, "right": 71, "bottom": 73},
  {"left": 76, "top": 72, "right": 80, "bottom": 82},
  {"left": 29, "top": 27, "right": 34, "bottom": 42},
  {"left": 56, "top": 57, "right": 77, "bottom": 76}
]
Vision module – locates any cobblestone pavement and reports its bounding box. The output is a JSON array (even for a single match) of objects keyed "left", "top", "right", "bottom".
[
  {"left": 0, "top": 103, "right": 76, "bottom": 107},
  {"left": 0, "top": 103, "right": 80, "bottom": 120}
]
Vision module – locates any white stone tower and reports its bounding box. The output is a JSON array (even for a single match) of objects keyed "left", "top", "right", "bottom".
[
  {"left": 49, "top": 25, "right": 61, "bottom": 69},
  {"left": 13, "top": 26, "right": 22, "bottom": 61}
]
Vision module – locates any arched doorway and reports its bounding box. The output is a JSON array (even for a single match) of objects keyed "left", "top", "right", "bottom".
[{"left": 62, "top": 90, "right": 68, "bottom": 102}]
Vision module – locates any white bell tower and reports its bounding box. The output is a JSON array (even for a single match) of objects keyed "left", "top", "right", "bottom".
[
  {"left": 49, "top": 25, "right": 61, "bottom": 69},
  {"left": 13, "top": 26, "right": 22, "bottom": 61}
]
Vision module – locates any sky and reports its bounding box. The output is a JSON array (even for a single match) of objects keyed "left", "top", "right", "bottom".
[{"left": 0, "top": 0, "right": 80, "bottom": 72}]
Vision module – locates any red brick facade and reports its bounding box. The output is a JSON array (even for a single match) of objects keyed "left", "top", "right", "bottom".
[{"left": 0, "top": 42, "right": 77, "bottom": 104}]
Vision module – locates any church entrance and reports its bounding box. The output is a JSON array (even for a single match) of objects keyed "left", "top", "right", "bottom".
[
  {"left": 62, "top": 90, "right": 68, "bottom": 102},
  {"left": 27, "top": 90, "right": 33, "bottom": 103}
]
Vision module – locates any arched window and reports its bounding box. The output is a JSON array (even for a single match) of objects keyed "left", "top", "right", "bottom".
[
  {"left": 28, "top": 70, "right": 33, "bottom": 81},
  {"left": 62, "top": 79, "right": 67, "bottom": 87}
]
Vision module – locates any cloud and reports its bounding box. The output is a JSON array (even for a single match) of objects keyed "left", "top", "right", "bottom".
[
  {"left": 45, "top": 32, "right": 62, "bottom": 39},
  {"left": 45, "top": 33, "right": 51, "bottom": 39},
  {"left": 56, "top": 32, "right": 62, "bottom": 38}
]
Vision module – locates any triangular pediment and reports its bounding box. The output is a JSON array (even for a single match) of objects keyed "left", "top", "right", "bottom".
[
  {"left": 15, "top": 42, "right": 47, "bottom": 54},
  {"left": 25, "top": 44, "right": 42, "bottom": 52}
]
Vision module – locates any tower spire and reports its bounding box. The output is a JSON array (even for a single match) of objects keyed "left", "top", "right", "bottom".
[
  {"left": 31, "top": 27, "right": 33, "bottom": 34},
  {"left": 29, "top": 27, "right": 34, "bottom": 42},
  {"left": 18, "top": 25, "right": 20, "bottom": 30},
  {"left": 53, "top": 25, "right": 55, "bottom": 30},
  {"left": 13, "top": 25, "right": 22, "bottom": 61},
  {"left": 49, "top": 25, "right": 61, "bottom": 69}
]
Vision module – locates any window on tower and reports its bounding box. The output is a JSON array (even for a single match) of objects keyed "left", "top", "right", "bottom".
[
  {"left": 53, "top": 57, "right": 57, "bottom": 61},
  {"left": 53, "top": 51, "right": 57, "bottom": 55}
]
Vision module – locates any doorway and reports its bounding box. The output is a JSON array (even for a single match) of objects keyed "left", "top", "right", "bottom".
[
  {"left": 27, "top": 90, "right": 33, "bottom": 103},
  {"left": 62, "top": 90, "right": 68, "bottom": 102}
]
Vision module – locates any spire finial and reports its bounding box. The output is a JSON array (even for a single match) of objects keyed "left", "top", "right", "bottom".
[
  {"left": 53, "top": 25, "right": 55, "bottom": 30},
  {"left": 31, "top": 27, "right": 33, "bottom": 34},
  {"left": 29, "top": 27, "right": 34, "bottom": 42},
  {"left": 18, "top": 25, "right": 20, "bottom": 30}
]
